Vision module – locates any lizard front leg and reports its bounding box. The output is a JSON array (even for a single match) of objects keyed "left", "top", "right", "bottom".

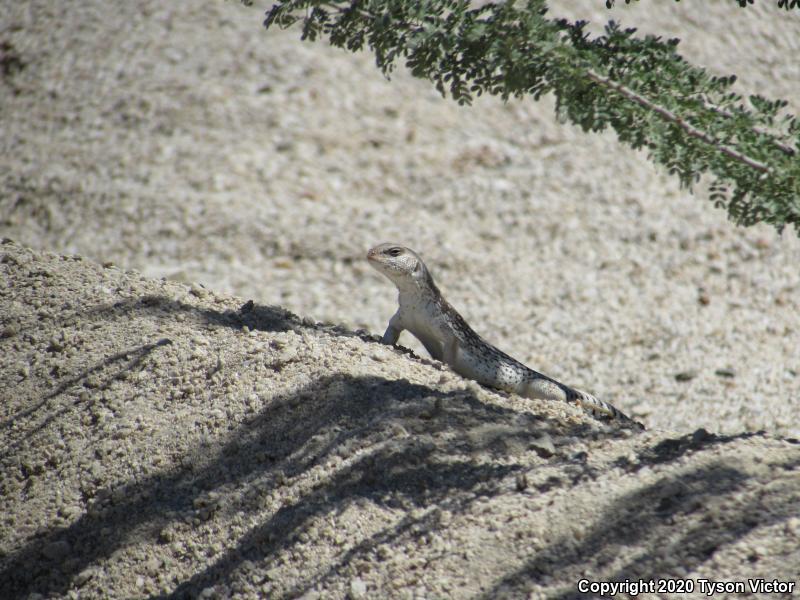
[{"left": 381, "top": 312, "right": 403, "bottom": 345}]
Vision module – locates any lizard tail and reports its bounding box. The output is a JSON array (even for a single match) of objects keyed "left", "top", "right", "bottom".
[
  {"left": 567, "top": 387, "right": 644, "bottom": 430},
  {"left": 521, "top": 375, "right": 644, "bottom": 429}
]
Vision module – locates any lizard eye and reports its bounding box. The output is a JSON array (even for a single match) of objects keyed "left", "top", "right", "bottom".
[{"left": 386, "top": 247, "right": 403, "bottom": 257}]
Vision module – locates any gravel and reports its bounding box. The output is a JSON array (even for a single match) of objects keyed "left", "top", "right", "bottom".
[{"left": 1, "top": 1, "right": 799, "bottom": 598}]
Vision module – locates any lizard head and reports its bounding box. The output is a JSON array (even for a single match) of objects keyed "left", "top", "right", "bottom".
[{"left": 366, "top": 243, "right": 429, "bottom": 288}]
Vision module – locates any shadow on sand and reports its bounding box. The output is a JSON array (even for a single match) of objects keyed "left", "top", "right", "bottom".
[{"left": 2, "top": 296, "right": 796, "bottom": 598}]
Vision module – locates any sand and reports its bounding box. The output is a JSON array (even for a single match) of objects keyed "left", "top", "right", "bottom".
[{"left": 1, "top": 1, "right": 799, "bottom": 598}]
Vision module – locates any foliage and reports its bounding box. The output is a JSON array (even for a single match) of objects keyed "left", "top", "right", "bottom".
[
  {"left": 262, "top": 0, "right": 800, "bottom": 235},
  {"left": 605, "top": 0, "right": 799, "bottom": 9}
]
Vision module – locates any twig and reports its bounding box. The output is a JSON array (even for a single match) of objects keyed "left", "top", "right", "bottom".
[
  {"left": 587, "top": 70, "right": 771, "bottom": 173},
  {"left": 701, "top": 102, "right": 796, "bottom": 157}
]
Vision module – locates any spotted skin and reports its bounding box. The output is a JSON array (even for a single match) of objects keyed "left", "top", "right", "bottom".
[{"left": 367, "top": 243, "right": 643, "bottom": 428}]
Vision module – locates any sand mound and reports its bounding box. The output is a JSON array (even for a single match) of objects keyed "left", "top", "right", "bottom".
[{"left": 2, "top": 240, "right": 799, "bottom": 598}]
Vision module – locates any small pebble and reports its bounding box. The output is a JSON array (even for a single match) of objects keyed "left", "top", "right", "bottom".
[
  {"left": 74, "top": 567, "right": 98, "bottom": 586},
  {"left": 785, "top": 517, "right": 800, "bottom": 536},
  {"left": 349, "top": 578, "right": 367, "bottom": 599},
  {"left": 674, "top": 370, "right": 698, "bottom": 382},
  {"left": 190, "top": 283, "right": 208, "bottom": 298},
  {"left": 370, "top": 349, "right": 388, "bottom": 362},
  {"left": 530, "top": 433, "right": 555, "bottom": 458},
  {"left": 714, "top": 368, "right": 736, "bottom": 378},
  {"left": 691, "top": 428, "right": 714, "bottom": 443}
]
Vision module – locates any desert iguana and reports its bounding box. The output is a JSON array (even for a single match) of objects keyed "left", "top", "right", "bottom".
[{"left": 367, "top": 243, "right": 642, "bottom": 428}]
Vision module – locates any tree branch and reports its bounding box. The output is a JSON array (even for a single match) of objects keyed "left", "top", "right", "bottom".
[
  {"left": 585, "top": 70, "right": 771, "bottom": 173},
  {"left": 700, "top": 102, "right": 796, "bottom": 157}
]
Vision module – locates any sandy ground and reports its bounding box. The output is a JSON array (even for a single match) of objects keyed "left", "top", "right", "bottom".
[
  {"left": 2, "top": 240, "right": 799, "bottom": 599},
  {"left": 1, "top": 0, "right": 799, "bottom": 598}
]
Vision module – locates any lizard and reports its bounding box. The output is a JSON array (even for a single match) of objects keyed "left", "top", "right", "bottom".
[{"left": 367, "top": 242, "right": 643, "bottom": 429}]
